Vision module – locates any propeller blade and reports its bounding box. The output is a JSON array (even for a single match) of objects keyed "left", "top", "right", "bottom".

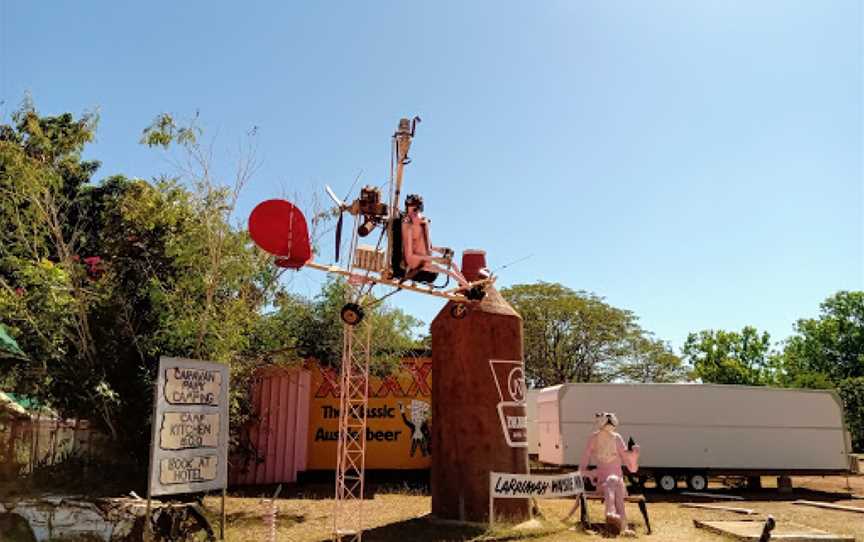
[
  {"left": 325, "top": 185, "right": 344, "bottom": 209},
  {"left": 335, "top": 211, "right": 343, "bottom": 262}
]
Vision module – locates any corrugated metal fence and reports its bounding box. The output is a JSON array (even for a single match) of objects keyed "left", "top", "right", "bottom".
[{"left": 229, "top": 366, "right": 311, "bottom": 485}]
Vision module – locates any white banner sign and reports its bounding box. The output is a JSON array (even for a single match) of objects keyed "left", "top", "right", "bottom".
[{"left": 490, "top": 471, "right": 585, "bottom": 499}]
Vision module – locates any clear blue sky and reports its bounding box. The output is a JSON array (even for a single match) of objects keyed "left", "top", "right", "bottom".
[{"left": 2, "top": 1, "right": 861, "bottom": 351}]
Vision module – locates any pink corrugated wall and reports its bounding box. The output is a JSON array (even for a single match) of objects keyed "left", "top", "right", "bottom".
[{"left": 229, "top": 366, "right": 310, "bottom": 485}]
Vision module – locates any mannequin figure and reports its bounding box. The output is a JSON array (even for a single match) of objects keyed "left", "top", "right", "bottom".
[
  {"left": 579, "top": 412, "right": 641, "bottom": 536},
  {"left": 401, "top": 194, "right": 468, "bottom": 288}
]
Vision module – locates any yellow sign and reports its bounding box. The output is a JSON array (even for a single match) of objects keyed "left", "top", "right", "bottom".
[
  {"left": 159, "top": 412, "right": 220, "bottom": 450},
  {"left": 159, "top": 454, "right": 218, "bottom": 485},
  {"left": 307, "top": 357, "right": 432, "bottom": 469}
]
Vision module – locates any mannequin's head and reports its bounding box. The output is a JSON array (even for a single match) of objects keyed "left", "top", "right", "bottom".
[
  {"left": 405, "top": 194, "right": 424, "bottom": 219},
  {"left": 594, "top": 411, "right": 619, "bottom": 432}
]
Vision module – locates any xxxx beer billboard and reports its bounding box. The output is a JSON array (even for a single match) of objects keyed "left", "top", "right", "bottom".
[{"left": 307, "top": 356, "right": 432, "bottom": 469}]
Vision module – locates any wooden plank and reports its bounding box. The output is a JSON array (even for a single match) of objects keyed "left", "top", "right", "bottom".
[
  {"left": 793, "top": 500, "right": 864, "bottom": 514},
  {"left": 681, "top": 503, "right": 757, "bottom": 515},
  {"left": 694, "top": 520, "right": 855, "bottom": 541},
  {"left": 681, "top": 491, "right": 744, "bottom": 501},
  {"left": 304, "top": 261, "right": 495, "bottom": 301}
]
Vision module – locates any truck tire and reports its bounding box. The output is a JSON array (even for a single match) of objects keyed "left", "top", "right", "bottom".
[
  {"left": 656, "top": 473, "right": 678, "bottom": 492},
  {"left": 687, "top": 472, "right": 708, "bottom": 491}
]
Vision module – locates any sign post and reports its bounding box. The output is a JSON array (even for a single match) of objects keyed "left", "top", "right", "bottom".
[{"left": 146, "top": 357, "right": 230, "bottom": 538}]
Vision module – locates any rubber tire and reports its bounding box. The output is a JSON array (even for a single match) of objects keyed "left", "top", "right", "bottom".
[
  {"left": 687, "top": 473, "right": 708, "bottom": 491},
  {"left": 627, "top": 473, "right": 648, "bottom": 490},
  {"left": 340, "top": 303, "right": 364, "bottom": 326},
  {"left": 656, "top": 473, "right": 678, "bottom": 492},
  {"left": 450, "top": 304, "right": 468, "bottom": 319}
]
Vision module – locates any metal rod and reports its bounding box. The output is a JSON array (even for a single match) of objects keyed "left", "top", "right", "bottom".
[{"left": 220, "top": 485, "right": 227, "bottom": 540}]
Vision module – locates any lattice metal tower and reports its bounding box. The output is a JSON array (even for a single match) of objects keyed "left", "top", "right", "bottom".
[{"left": 333, "top": 316, "right": 372, "bottom": 541}]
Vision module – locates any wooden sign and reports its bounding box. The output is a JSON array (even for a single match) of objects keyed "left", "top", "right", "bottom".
[
  {"left": 159, "top": 454, "right": 220, "bottom": 485},
  {"left": 148, "top": 357, "right": 229, "bottom": 497},
  {"left": 159, "top": 412, "right": 220, "bottom": 450},
  {"left": 164, "top": 367, "right": 222, "bottom": 405}
]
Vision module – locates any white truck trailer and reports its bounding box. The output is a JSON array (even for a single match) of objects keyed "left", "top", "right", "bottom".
[{"left": 536, "top": 383, "right": 853, "bottom": 491}]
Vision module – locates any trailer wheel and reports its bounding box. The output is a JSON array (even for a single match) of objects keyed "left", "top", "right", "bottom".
[
  {"left": 687, "top": 473, "right": 708, "bottom": 491},
  {"left": 656, "top": 473, "right": 678, "bottom": 492},
  {"left": 627, "top": 474, "right": 648, "bottom": 490}
]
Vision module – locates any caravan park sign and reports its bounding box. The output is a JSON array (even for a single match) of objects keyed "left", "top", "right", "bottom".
[{"left": 148, "top": 357, "right": 229, "bottom": 496}]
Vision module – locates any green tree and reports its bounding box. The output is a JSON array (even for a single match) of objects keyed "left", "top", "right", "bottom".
[
  {"left": 0, "top": 102, "right": 113, "bottom": 434},
  {"left": 682, "top": 326, "right": 775, "bottom": 386},
  {"left": 611, "top": 335, "right": 686, "bottom": 383},
  {"left": 283, "top": 276, "right": 423, "bottom": 374},
  {"left": 0, "top": 105, "right": 282, "bottom": 463},
  {"left": 780, "top": 291, "right": 864, "bottom": 384},
  {"left": 501, "top": 282, "right": 642, "bottom": 387},
  {"left": 837, "top": 377, "right": 864, "bottom": 452},
  {"left": 778, "top": 291, "right": 864, "bottom": 451},
  {"left": 0, "top": 104, "right": 427, "bottom": 468}
]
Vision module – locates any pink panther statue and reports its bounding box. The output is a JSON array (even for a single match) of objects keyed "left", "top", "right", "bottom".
[{"left": 579, "top": 412, "right": 641, "bottom": 536}]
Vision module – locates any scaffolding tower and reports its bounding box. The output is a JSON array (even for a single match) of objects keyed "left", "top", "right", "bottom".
[
  {"left": 333, "top": 316, "right": 372, "bottom": 541},
  {"left": 333, "top": 116, "right": 416, "bottom": 541}
]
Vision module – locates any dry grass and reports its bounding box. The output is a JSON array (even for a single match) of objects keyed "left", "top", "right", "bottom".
[{"left": 203, "top": 475, "right": 864, "bottom": 541}]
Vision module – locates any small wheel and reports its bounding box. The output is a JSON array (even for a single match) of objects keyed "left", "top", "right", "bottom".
[
  {"left": 687, "top": 472, "right": 708, "bottom": 491},
  {"left": 450, "top": 304, "right": 468, "bottom": 319},
  {"left": 466, "top": 285, "right": 486, "bottom": 301},
  {"left": 340, "top": 303, "right": 364, "bottom": 326},
  {"left": 627, "top": 473, "right": 648, "bottom": 490},
  {"left": 656, "top": 473, "right": 678, "bottom": 492}
]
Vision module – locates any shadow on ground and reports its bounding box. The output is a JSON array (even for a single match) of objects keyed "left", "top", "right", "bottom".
[
  {"left": 228, "top": 479, "right": 428, "bottom": 500},
  {"left": 223, "top": 508, "right": 305, "bottom": 530},
  {"left": 313, "top": 515, "right": 486, "bottom": 542}
]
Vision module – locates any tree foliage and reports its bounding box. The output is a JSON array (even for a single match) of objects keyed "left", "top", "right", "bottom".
[
  {"left": 0, "top": 104, "right": 422, "bottom": 467},
  {"left": 780, "top": 291, "right": 864, "bottom": 385},
  {"left": 612, "top": 335, "right": 687, "bottom": 384},
  {"left": 502, "top": 282, "right": 684, "bottom": 387},
  {"left": 776, "top": 291, "right": 864, "bottom": 451},
  {"left": 837, "top": 377, "right": 864, "bottom": 452},
  {"left": 682, "top": 326, "right": 775, "bottom": 386}
]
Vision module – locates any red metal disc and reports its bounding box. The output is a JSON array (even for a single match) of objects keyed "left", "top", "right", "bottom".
[{"left": 248, "top": 199, "right": 312, "bottom": 266}]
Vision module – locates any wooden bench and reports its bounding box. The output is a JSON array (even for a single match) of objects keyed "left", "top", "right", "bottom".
[{"left": 567, "top": 492, "right": 652, "bottom": 534}]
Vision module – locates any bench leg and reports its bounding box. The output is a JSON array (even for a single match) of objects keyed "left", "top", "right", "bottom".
[
  {"left": 637, "top": 499, "right": 651, "bottom": 535},
  {"left": 580, "top": 493, "right": 590, "bottom": 530}
]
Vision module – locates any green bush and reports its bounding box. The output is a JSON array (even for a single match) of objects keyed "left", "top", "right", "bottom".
[{"left": 837, "top": 377, "right": 864, "bottom": 452}]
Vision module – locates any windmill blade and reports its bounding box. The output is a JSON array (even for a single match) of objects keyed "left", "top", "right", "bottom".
[
  {"left": 325, "top": 184, "right": 344, "bottom": 209},
  {"left": 334, "top": 211, "right": 343, "bottom": 263}
]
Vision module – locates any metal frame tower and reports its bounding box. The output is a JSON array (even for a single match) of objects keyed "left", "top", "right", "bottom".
[
  {"left": 332, "top": 117, "right": 417, "bottom": 541},
  {"left": 333, "top": 317, "right": 372, "bottom": 541}
]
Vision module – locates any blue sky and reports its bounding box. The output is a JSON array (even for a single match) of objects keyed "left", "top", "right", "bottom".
[{"left": 2, "top": 1, "right": 861, "bottom": 350}]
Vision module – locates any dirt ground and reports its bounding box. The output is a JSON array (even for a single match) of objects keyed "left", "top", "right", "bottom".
[{"left": 203, "top": 474, "right": 864, "bottom": 542}]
